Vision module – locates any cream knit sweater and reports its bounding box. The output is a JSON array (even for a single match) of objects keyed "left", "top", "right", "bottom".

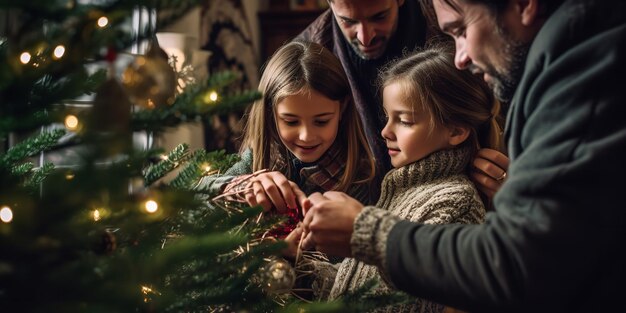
[{"left": 309, "top": 145, "right": 485, "bottom": 312}]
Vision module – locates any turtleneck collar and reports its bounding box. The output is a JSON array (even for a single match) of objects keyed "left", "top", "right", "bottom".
[{"left": 383, "top": 143, "right": 473, "bottom": 187}]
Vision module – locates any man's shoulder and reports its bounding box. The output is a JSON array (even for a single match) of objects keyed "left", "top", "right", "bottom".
[{"left": 296, "top": 9, "right": 335, "bottom": 49}]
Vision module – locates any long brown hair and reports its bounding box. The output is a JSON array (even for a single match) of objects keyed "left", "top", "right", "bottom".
[
  {"left": 380, "top": 44, "right": 504, "bottom": 154},
  {"left": 241, "top": 41, "right": 375, "bottom": 191}
]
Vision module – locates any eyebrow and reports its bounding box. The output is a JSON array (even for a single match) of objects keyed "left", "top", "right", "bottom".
[
  {"left": 338, "top": 8, "right": 391, "bottom": 22},
  {"left": 279, "top": 112, "right": 336, "bottom": 118},
  {"left": 440, "top": 20, "right": 463, "bottom": 34},
  {"left": 386, "top": 109, "right": 413, "bottom": 115}
]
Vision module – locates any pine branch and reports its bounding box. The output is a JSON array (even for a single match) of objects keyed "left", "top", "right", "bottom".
[
  {"left": 0, "top": 129, "right": 65, "bottom": 167},
  {"left": 169, "top": 149, "right": 240, "bottom": 191},
  {"left": 23, "top": 162, "right": 56, "bottom": 192},
  {"left": 143, "top": 143, "right": 191, "bottom": 186}
]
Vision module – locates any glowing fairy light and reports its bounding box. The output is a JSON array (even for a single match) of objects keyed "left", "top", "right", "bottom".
[
  {"left": 0, "top": 206, "right": 13, "bottom": 223},
  {"left": 141, "top": 285, "right": 161, "bottom": 303},
  {"left": 97, "top": 16, "right": 109, "bottom": 28},
  {"left": 160, "top": 154, "right": 169, "bottom": 161},
  {"left": 53, "top": 45, "right": 66, "bottom": 59},
  {"left": 144, "top": 200, "right": 158, "bottom": 213},
  {"left": 20, "top": 52, "right": 31, "bottom": 64},
  {"left": 204, "top": 91, "right": 218, "bottom": 103},
  {"left": 93, "top": 209, "right": 101, "bottom": 221},
  {"left": 65, "top": 170, "right": 75, "bottom": 180},
  {"left": 64, "top": 114, "right": 79, "bottom": 131}
]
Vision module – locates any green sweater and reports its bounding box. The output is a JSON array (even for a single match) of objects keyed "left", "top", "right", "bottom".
[{"left": 361, "top": 1, "right": 626, "bottom": 312}]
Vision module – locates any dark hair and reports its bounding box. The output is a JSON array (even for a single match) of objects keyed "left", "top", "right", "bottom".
[{"left": 424, "top": 0, "right": 564, "bottom": 18}]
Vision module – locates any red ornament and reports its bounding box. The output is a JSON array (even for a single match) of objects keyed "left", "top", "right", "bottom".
[
  {"left": 105, "top": 46, "right": 117, "bottom": 63},
  {"left": 266, "top": 206, "right": 300, "bottom": 239}
]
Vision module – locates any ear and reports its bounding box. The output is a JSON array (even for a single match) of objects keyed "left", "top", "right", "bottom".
[
  {"left": 516, "top": 0, "right": 539, "bottom": 26},
  {"left": 447, "top": 125, "right": 470, "bottom": 146}
]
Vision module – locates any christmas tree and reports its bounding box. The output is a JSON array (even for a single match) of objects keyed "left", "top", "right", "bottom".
[{"left": 0, "top": 1, "right": 406, "bottom": 312}]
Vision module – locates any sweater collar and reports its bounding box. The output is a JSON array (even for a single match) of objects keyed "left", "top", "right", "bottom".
[
  {"left": 274, "top": 141, "right": 346, "bottom": 191},
  {"left": 383, "top": 144, "right": 473, "bottom": 186}
]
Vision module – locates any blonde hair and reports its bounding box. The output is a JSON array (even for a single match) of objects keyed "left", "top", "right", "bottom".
[
  {"left": 241, "top": 41, "right": 375, "bottom": 191},
  {"left": 380, "top": 44, "right": 504, "bottom": 153}
]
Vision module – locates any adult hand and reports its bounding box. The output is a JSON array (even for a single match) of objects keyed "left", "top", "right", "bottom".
[
  {"left": 301, "top": 191, "right": 364, "bottom": 257},
  {"left": 471, "top": 148, "right": 510, "bottom": 199},
  {"left": 245, "top": 171, "right": 299, "bottom": 213}
]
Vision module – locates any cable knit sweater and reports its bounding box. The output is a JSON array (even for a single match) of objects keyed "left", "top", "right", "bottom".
[{"left": 309, "top": 145, "right": 485, "bottom": 312}]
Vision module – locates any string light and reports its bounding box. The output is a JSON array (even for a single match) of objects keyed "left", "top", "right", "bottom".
[
  {"left": 65, "top": 170, "right": 75, "bottom": 180},
  {"left": 64, "top": 114, "right": 79, "bottom": 131},
  {"left": 204, "top": 91, "right": 218, "bottom": 103},
  {"left": 141, "top": 285, "right": 161, "bottom": 303},
  {"left": 53, "top": 45, "right": 66, "bottom": 59},
  {"left": 93, "top": 209, "right": 101, "bottom": 221},
  {"left": 0, "top": 206, "right": 13, "bottom": 223},
  {"left": 97, "top": 16, "right": 109, "bottom": 28},
  {"left": 160, "top": 155, "right": 169, "bottom": 161},
  {"left": 20, "top": 52, "right": 31, "bottom": 64},
  {"left": 144, "top": 200, "right": 158, "bottom": 213}
]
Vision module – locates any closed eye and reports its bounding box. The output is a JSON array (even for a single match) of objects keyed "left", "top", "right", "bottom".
[{"left": 282, "top": 119, "right": 299, "bottom": 126}]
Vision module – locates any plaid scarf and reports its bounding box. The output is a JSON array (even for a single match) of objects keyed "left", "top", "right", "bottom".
[{"left": 272, "top": 142, "right": 346, "bottom": 195}]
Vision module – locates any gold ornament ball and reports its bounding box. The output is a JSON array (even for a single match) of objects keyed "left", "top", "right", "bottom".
[
  {"left": 261, "top": 258, "right": 295, "bottom": 295},
  {"left": 122, "top": 46, "right": 176, "bottom": 109}
]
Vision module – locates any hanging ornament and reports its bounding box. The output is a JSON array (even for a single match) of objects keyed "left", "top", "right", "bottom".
[
  {"left": 83, "top": 47, "right": 133, "bottom": 158},
  {"left": 265, "top": 206, "right": 300, "bottom": 239},
  {"left": 122, "top": 39, "right": 177, "bottom": 109},
  {"left": 258, "top": 258, "right": 296, "bottom": 295},
  {"left": 89, "top": 47, "right": 132, "bottom": 134}
]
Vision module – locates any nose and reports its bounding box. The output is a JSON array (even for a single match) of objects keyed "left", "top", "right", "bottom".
[
  {"left": 356, "top": 23, "right": 375, "bottom": 47},
  {"left": 299, "top": 125, "right": 314, "bottom": 142},
  {"left": 381, "top": 120, "right": 395, "bottom": 141},
  {"left": 454, "top": 38, "right": 471, "bottom": 70}
]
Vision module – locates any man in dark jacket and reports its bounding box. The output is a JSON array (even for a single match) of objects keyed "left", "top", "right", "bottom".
[
  {"left": 297, "top": 0, "right": 509, "bottom": 199},
  {"left": 301, "top": 0, "right": 626, "bottom": 311},
  {"left": 296, "top": 0, "right": 428, "bottom": 192}
]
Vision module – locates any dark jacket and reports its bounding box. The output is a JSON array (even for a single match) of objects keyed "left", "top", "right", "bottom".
[
  {"left": 356, "top": 0, "right": 626, "bottom": 312},
  {"left": 296, "top": 0, "right": 427, "bottom": 196}
]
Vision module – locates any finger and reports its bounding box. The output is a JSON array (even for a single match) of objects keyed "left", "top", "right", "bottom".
[
  {"left": 473, "top": 156, "right": 506, "bottom": 181},
  {"left": 476, "top": 148, "right": 509, "bottom": 171},
  {"left": 301, "top": 198, "right": 312, "bottom": 217},
  {"left": 272, "top": 175, "right": 297, "bottom": 210},
  {"left": 322, "top": 191, "right": 351, "bottom": 201},
  {"left": 302, "top": 205, "right": 316, "bottom": 232},
  {"left": 301, "top": 231, "right": 315, "bottom": 250},
  {"left": 470, "top": 170, "right": 498, "bottom": 198},
  {"left": 245, "top": 189, "right": 258, "bottom": 208},
  {"left": 308, "top": 192, "right": 328, "bottom": 205},
  {"left": 252, "top": 181, "right": 272, "bottom": 212},
  {"left": 256, "top": 175, "right": 287, "bottom": 212}
]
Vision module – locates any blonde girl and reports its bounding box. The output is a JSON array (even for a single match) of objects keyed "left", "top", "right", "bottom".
[{"left": 197, "top": 40, "right": 375, "bottom": 227}]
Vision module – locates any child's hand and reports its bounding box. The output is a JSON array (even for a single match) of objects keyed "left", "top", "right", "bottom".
[
  {"left": 282, "top": 223, "right": 305, "bottom": 259},
  {"left": 245, "top": 171, "right": 299, "bottom": 213}
]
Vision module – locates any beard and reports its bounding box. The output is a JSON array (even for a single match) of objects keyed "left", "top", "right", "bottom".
[
  {"left": 349, "top": 36, "right": 388, "bottom": 60},
  {"left": 483, "top": 24, "right": 530, "bottom": 102}
]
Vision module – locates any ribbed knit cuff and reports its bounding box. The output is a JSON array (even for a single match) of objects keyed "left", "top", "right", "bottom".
[{"left": 350, "top": 206, "right": 401, "bottom": 270}]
